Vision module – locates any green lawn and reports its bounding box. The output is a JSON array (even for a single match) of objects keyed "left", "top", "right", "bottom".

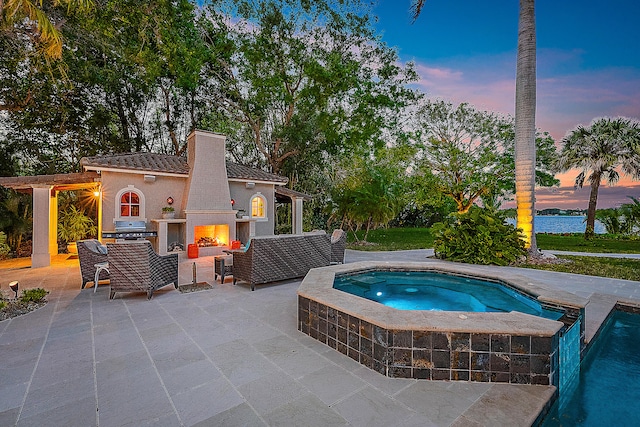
[
  {"left": 347, "top": 227, "right": 435, "bottom": 251},
  {"left": 346, "top": 227, "right": 640, "bottom": 281},
  {"left": 347, "top": 227, "right": 640, "bottom": 253},
  {"left": 519, "top": 255, "right": 640, "bottom": 281},
  {"left": 536, "top": 234, "right": 640, "bottom": 254}
]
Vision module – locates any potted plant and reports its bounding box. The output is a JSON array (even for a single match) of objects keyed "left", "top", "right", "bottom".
[
  {"left": 58, "top": 206, "right": 97, "bottom": 254},
  {"left": 162, "top": 206, "right": 175, "bottom": 219}
]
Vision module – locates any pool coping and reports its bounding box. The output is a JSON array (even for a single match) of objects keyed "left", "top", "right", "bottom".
[{"left": 298, "top": 260, "right": 588, "bottom": 336}]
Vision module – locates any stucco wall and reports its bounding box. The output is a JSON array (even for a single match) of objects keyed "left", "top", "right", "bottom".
[
  {"left": 229, "top": 181, "right": 276, "bottom": 236},
  {"left": 99, "top": 171, "right": 187, "bottom": 230},
  {"left": 100, "top": 172, "right": 278, "bottom": 236}
]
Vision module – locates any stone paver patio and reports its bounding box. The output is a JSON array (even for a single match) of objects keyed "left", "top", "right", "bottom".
[{"left": 1, "top": 249, "right": 639, "bottom": 426}]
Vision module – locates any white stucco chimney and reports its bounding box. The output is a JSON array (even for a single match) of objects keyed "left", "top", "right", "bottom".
[
  {"left": 183, "top": 130, "right": 237, "bottom": 248},
  {"left": 184, "top": 130, "right": 232, "bottom": 211}
]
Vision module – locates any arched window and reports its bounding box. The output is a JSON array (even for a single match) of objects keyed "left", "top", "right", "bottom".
[
  {"left": 115, "top": 185, "right": 146, "bottom": 221},
  {"left": 250, "top": 193, "right": 267, "bottom": 220}
]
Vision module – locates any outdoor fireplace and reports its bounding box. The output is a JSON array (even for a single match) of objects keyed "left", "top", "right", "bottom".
[
  {"left": 182, "top": 130, "right": 238, "bottom": 254},
  {"left": 194, "top": 224, "right": 229, "bottom": 247}
]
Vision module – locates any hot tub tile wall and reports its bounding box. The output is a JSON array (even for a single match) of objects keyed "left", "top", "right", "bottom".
[{"left": 299, "top": 296, "right": 561, "bottom": 386}]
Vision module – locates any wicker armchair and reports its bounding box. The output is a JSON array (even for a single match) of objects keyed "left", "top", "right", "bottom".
[
  {"left": 232, "top": 234, "right": 330, "bottom": 291},
  {"left": 330, "top": 229, "right": 347, "bottom": 264},
  {"left": 106, "top": 241, "right": 178, "bottom": 300},
  {"left": 78, "top": 239, "right": 109, "bottom": 289}
]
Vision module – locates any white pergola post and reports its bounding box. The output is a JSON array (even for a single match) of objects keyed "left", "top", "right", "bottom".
[
  {"left": 96, "top": 188, "right": 103, "bottom": 243},
  {"left": 31, "top": 185, "right": 54, "bottom": 268},
  {"left": 49, "top": 190, "right": 58, "bottom": 257},
  {"left": 292, "top": 197, "right": 304, "bottom": 235}
]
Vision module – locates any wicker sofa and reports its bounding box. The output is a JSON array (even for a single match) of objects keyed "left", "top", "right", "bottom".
[
  {"left": 107, "top": 241, "right": 178, "bottom": 300},
  {"left": 78, "top": 239, "right": 109, "bottom": 289},
  {"left": 232, "top": 233, "right": 331, "bottom": 291}
]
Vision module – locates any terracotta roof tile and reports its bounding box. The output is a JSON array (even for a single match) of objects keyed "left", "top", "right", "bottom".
[
  {"left": 80, "top": 152, "right": 288, "bottom": 184},
  {"left": 275, "top": 186, "right": 312, "bottom": 201},
  {"left": 81, "top": 152, "right": 189, "bottom": 174},
  {"left": 226, "top": 162, "right": 288, "bottom": 184}
]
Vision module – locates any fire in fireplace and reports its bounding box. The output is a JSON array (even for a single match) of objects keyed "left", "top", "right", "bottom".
[{"left": 193, "top": 224, "right": 229, "bottom": 247}]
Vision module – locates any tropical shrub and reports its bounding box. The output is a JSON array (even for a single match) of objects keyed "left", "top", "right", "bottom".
[
  {"left": 620, "top": 197, "right": 640, "bottom": 235},
  {"left": 433, "top": 206, "right": 526, "bottom": 265},
  {"left": 1, "top": 288, "right": 49, "bottom": 321},
  {"left": 20, "top": 288, "right": 48, "bottom": 304},
  {"left": 0, "top": 189, "right": 32, "bottom": 253},
  {"left": 596, "top": 208, "right": 629, "bottom": 235},
  {"left": 57, "top": 205, "right": 96, "bottom": 243},
  {"left": 596, "top": 197, "right": 640, "bottom": 236},
  {"left": 0, "top": 232, "right": 10, "bottom": 259}
]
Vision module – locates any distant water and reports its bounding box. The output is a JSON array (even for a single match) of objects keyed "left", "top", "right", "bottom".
[{"left": 506, "top": 215, "right": 606, "bottom": 234}]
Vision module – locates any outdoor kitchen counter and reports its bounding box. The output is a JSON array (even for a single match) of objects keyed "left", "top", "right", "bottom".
[{"left": 152, "top": 219, "right": 186, "bottom": 255}]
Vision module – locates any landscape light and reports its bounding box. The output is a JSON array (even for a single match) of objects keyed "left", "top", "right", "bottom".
[{"left": 9, "top": 281, "right": 19, "bottom": 299}]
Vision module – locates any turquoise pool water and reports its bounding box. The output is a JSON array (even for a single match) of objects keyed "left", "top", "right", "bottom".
[
  {"left": 333, "top": 270, "right": 563, "bottom": 320},
  {"left": 541, "top": 311, "right": 640, "bottom": 426}
]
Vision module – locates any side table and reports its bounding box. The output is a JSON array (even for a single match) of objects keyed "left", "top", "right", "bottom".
[{"left": 214, "top": 255, "right": 233, "bottom": 284}]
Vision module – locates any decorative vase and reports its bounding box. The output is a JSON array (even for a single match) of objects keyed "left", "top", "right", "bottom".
[{"left": 162, "top": 212, "right": 175, "bottom": 219}]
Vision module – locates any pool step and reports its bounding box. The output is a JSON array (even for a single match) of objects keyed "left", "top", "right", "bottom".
[{"left": 584, "top": 293, "right": 618, "bottom": 345}]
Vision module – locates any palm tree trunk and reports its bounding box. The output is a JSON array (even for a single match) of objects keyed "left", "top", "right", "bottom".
[
  {"left": 514, "top": 0, "right": 538, "bottom": 256},
  {"left": 585, "top": 173, "right": 601, "bottom": 239}
]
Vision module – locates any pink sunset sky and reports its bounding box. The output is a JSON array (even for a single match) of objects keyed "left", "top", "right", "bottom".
[
  {"left": 373, "top": 0, "right": 640, "bottom": 209},
  {"left": 412, "top": 59, "right": 640, "bottom": 210}
]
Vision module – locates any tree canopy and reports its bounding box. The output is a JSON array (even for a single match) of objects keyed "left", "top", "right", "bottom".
[
  {"left": 201, "top": 0, "right": 418, "bottom": 176},
  {"left": 414, "top": 100, "right": 558, "bottom": 213},
  {"left": 1, "top": 0, "right": 93, "bottom": 61}
]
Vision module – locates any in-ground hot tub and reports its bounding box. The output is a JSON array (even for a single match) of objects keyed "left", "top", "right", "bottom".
[
  {"left": 297, "top": 261, "right": 587, "bottom": 386},
  {"left": 333, "top": 270, "right": 565, "bottom": 319}
]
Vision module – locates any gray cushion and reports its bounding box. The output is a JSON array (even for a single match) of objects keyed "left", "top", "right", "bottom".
[{"left": 83, "top": 239, "right": 103, "bottom": 254}]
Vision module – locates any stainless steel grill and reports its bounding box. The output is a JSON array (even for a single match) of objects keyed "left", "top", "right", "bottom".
[{"left": 102, "top": 220, "right": 157, "bottom": 240}]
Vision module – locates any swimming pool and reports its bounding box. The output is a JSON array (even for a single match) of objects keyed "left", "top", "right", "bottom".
[
  {"left": 333, "top": 270, "right": 564, "bottom": 320},
  {"left": 540, "top": 309, "right": 640, "bottom": 426}
]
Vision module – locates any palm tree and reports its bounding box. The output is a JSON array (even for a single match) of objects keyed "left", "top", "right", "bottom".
[
  {"left": 557, "top": 117, "right": 640, "bottom": 238},
  {"left": 1, "top": 0, "right": 93, "bottom": 60},
  {"left": 513, "top": 0, "right": 538, "bottom": 255},
  {"left": 411, "top": 0, "right": 539, "bottom": 255}
]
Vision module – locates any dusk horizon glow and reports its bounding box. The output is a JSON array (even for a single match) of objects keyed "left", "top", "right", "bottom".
[{"left": 372, "top": 0, "right": 640, "bottom": 209}]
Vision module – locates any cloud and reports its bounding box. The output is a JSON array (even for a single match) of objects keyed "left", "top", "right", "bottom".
[
  {"left": 537, "top": 68, "right": 640, "bottom": 141},
  {"left": 409, "top": 49, "right": 640, "bottom": 141},
  {"left": 411, "top": 55, "right": 516, "bottom": 114},
  {"left": 415, "top": 65, "right": 463, "bottom": 82}
]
